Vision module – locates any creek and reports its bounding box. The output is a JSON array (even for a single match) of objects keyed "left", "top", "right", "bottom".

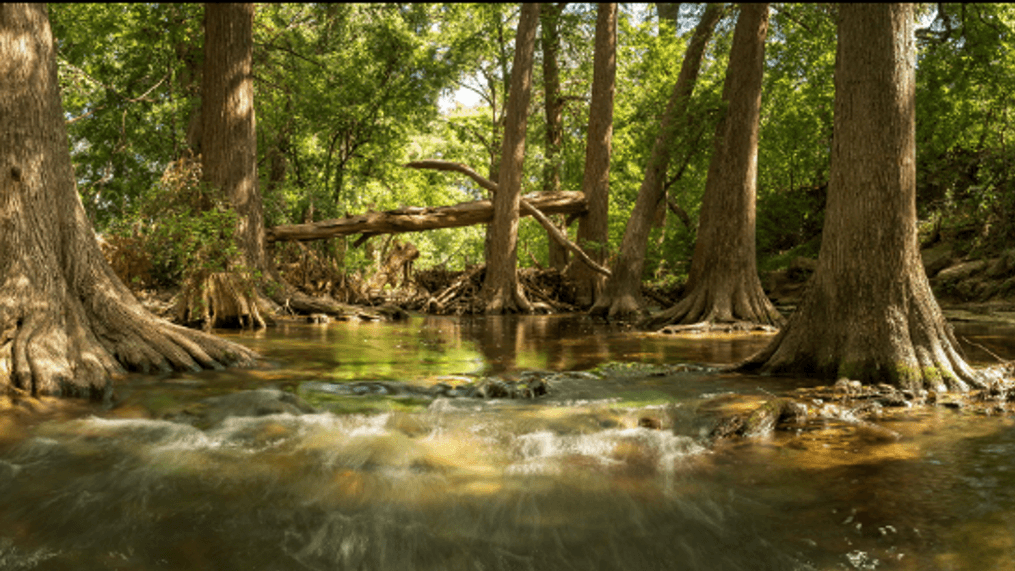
[{"left": 1, "top": 314, "right": 1014, "bottom": 570}]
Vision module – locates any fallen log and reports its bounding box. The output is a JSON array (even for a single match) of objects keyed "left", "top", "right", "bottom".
[
  {"left": 265, "top": 191, "right": 586, "bottom": 243},
  {"left": 405, "top": 160, "right": 612, "bottom": 278}
]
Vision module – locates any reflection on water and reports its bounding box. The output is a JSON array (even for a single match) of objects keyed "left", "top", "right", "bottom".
[
  {"left": 0, "top": 315, "right": 1014, "bottom": 570},
  {"left": 225, "top": 314, "right": 775, "bottom": 380}
]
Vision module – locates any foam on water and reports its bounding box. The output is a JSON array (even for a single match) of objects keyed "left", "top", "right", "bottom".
[{"left": 508, "top": 426, "right": 706, "bottom": 477}]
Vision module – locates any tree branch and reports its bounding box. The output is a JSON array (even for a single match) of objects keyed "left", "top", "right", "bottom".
[{"left": 405, "top": 159, "right": 612, "bottom": 277}]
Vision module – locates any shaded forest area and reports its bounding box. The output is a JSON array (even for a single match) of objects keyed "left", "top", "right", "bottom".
[
  {"left": 4, "top": 3, "right": 1015, "bottom": 398},
  {"left": 52, "top": 4, "right": 1015, "bottom": 321}
]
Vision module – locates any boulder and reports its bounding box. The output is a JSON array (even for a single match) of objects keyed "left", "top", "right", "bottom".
[
  {"left": 168, "top": 388, "right": 318, "bottom": 428},
  {"left": 986, "top": 250, "right": 1015, "bottom": 279},
  {"left": 937, "top": 260, "right": 987, "bottom": 282},
  {"left": 921, "top": 243, "right": 954, "bottom": 277},
  {"left": 787, "top": 257, "right": 817, "bottom": 281}
]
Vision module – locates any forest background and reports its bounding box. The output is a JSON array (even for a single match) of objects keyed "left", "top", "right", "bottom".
[{"left": 49, "top": 3, "right": 1015, "bottom": 308}]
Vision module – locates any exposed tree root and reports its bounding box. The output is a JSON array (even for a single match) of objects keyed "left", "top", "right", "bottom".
[
  {"left": 1, "top": 275, "right": 257, "bottom": 400},
  {"left": 589, "top": 290, "right": 647, "bottom": 321},
  {"left": 175, "top": 272, "right": 267, "bottom": 329},
  {"left": 639, "top": 280, "right": 784, "bottom": 331},
  {"left": 483, "top": 283, "right": 534, "bottom": 315},
  {"left": 738, "top": 288, "right": 990, "bottom": 392}
]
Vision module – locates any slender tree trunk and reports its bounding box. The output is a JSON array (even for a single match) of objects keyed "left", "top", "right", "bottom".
[
  {"left": 641, "top": 3, "right": 781, "bottom": 331},
  {"left": 656, "top": 3, "right": 681, "bottom": 33},
  {"left": 571, "top": 2, "right": 617, "bottom": 307},
  {"left": 481, "top": 3, "right": 540, "bottom": 314},
  {"left": 0, "top": 4, "right": 255, "bottom": 399},
  {"left": 740, "top": 4, "right": 985, "bottom": 390},
  {"left": 590, "top": 3, "right": 723, "bottom": 319},
  {"left": 541, "top": 3, "right": 569, "bottom": 270},
  {"left": 482, "top": 9, "right": 512, "bottom": 270},
  {"left": 203, "top": 3, "right": 265, "bottom": 274}
]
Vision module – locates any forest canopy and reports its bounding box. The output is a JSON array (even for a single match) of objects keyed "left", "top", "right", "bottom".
[{"left": 47, "top": 3, "right": 1015, "bottom": 290}]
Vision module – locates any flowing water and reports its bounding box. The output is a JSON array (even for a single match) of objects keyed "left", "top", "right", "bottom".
[{"left": 1, "top": 315, "right": 1015, "bottom": 570}]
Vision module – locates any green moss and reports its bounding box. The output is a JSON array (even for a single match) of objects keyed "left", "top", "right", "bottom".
[{"left": 836, "top": 359, "right": 959, "bottom": 390}]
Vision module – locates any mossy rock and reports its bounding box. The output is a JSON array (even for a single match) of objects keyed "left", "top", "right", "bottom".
[
  {"left": 986, "top": 251, "right": 1015, "bottom": 279},
  {"left": 937, "top": 260, "right": 988, "bottom": 283},
  {"left": 787, "top": 257, "right": 817, "bottom": 281},
  {"left": 921, "top": 243, "right": 954, "bottom": 278},
  {"left": 955, "top": 277, "right": 991, "bottom": 301},
  {"left": 709, "top": 398, "right": 808, "bottom": 439}
]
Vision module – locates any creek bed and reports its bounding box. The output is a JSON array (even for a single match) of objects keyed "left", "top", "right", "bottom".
[{"left": 1, "top": 315, "right": 1013, "bottom": 570}]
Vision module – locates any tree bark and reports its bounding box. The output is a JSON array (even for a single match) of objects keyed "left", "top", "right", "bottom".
[
  {"left": 541, "top": 3, "right": 569, "bottom": 270},
  {"left": 203, "top": 3, "right": 265, "bottom": 274},
  {"left": 739, "top": 4, "right": 985, "bottom": 390},
  {"left": 590, "top": 3, "right": 723, "bottom": 319},
  {"left": 481, "top": 3, "right": 540, "bottom": 314},
  {"left": 178, "top": 3, "right": 269, "bottom": 329},
  {"left": 656, "top": 3, "right": 681, "bottom": 32},
  {"left": 641, "top": 3, "right": 782, "bottom": 331},
  {"left": 0, "top": 4, "right": 256, "bottom": 399},
  {"left": 570, "top": 3, "right": 617, "bottom": 307}
]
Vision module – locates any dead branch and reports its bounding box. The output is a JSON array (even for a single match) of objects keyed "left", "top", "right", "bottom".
[
  {"left": 266, "top": 191, "right": 586, "bottom": 243},
  {"left": 405, "top": 159, "right": 612, "bottom": 277}
]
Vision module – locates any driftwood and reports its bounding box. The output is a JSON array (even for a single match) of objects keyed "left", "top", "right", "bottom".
[
  {"left": 427, "top": 266, "right": 484, "bottom": 313},
  {"left": 266, "top": 191, "right": 586, "bottom": 243},
  {"left": 405, "top": 160, "right": 612, "bottom": 278}
]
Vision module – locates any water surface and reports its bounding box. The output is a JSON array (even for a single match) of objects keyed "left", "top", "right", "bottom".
[{"left": 1, "top": 315, "right": 1013, "bottom": 570}]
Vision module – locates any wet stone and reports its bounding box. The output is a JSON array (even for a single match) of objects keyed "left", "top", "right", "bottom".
[
  {"left": 849, "top": 401, "right": 883, "bottom": 419},
  {"left": 166, "top": 388, "right": 319, "bottom": 428},
  {"left": 300, "top": 375, "right": 552, "bottom": 403},
  {"left": 638, "top": 417, "right": 662, "bottom": 430}
]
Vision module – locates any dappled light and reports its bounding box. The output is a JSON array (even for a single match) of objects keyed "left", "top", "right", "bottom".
[{"left": 3, "top": 2, "right": 1015, "bottom": 569}]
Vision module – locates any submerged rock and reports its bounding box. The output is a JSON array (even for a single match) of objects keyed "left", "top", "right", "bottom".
[
  {"left": 166, "top": 388, "right": 318, "bottom": 428},
  {"left": 300, "top": 374, "right": 552, "bottom": 403},
  {"left": 709, "top": 398, "right": 808, "bottom": 439}
]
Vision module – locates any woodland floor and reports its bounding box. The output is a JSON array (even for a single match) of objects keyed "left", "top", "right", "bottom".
[{"left": 111, "top": 233, "right": 1015, "bottom": 326}]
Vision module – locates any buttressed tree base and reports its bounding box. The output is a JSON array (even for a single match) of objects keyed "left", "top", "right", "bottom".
[
  {"left": 740, "top": 4, "right": 985, "bottom": 391},
  {"left": 0, "top": 4, "right": 256, "bottom": 399}
]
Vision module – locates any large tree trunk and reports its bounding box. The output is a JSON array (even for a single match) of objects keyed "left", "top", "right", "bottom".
[
  {"left": 480, "top": 3, "right": 540, "bottom": 315},
  {"left": 203, "top": 3, "right": 265, "bottom": 273},
  {"left": 180, "top": 3, "right": 268, "bottom": 328},
  {"left": 541, "top": 3, "right": 569, "bottom": 271},
  {"left": 641, "top": 3, "right": 782, "bottom": 331},
  {"left": 740, "top": 4, "right": 984, "bottom": 391},
  {"left": 196, "top": 4, "right": 375, "bottom": 323},
  {"left": 0, "top": 4, "right": 256, "bottom": 399},
  {"left": 570, "top": 3, "right": 617, "bottom": 308},
  {"left": 481, "top": 8, "right": 513, "bottom": 273},
  {"left": 590, "top": 3, "right": 723, "bottom": 319}
]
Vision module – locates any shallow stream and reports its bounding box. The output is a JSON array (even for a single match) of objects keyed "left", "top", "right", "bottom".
[{"left": 2, "top": 315, "right": 1015, "bottom": 570}]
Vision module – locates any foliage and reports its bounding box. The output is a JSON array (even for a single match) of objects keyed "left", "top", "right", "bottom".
[
  {"left": 754, "top": 5, "right": 836, "bottom": 262},
  {"left": 611, "top": 4, "right": 730, "bottom": 279},
  {"left": 107, "top": 155, "right": 239, "bottom": 288},
  {"left": 51, "top": 4, "right": 203, "bottom": 231},
  {"left": 915, "top": 3, "right": 1015, "bottom": 256},
  {"left": 49, "top": 3, "right": 1015, "bottom": 296},
  {"left": 254, "top": 4, "right": 483, "bottom": 221}
]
